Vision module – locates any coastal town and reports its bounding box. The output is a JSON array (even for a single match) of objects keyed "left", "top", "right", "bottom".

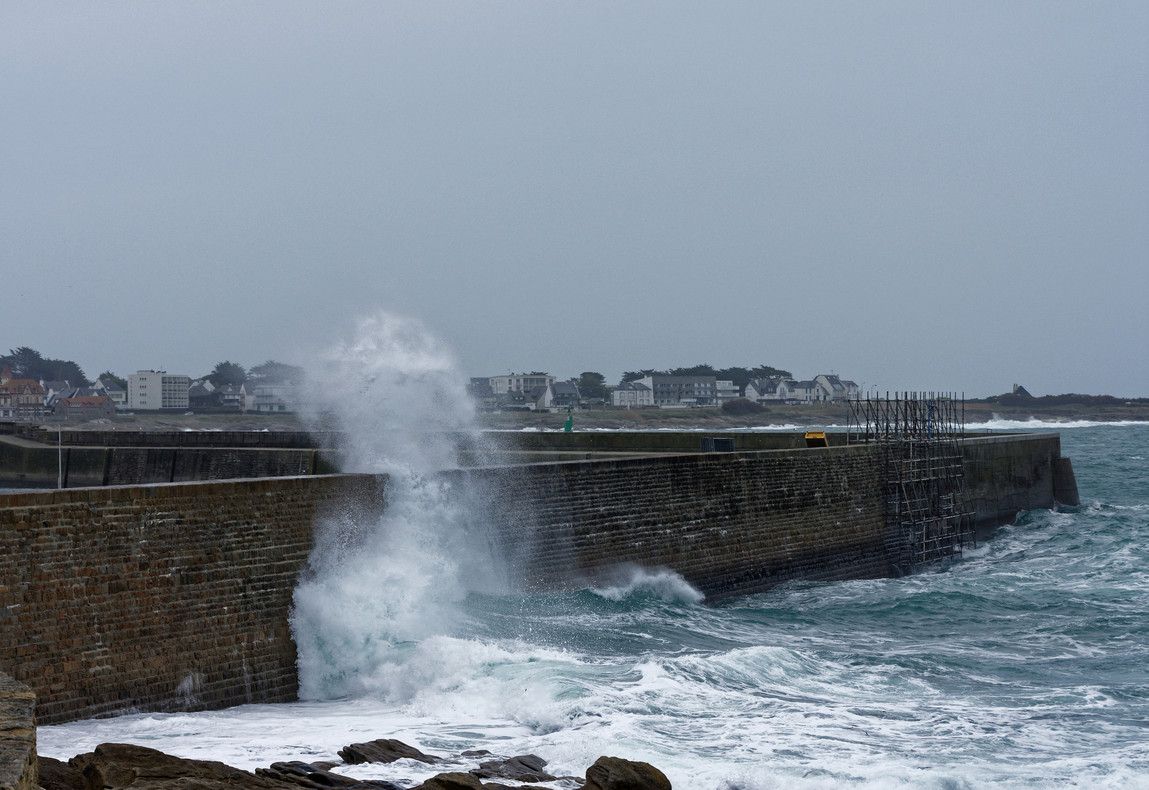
[{"left": 0, "top": 346, "right": 861, "bottom": 421}]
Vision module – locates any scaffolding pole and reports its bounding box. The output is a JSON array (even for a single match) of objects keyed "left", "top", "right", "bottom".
[{"left": 848, "top": 393, "right": 973, "bottom": 571}]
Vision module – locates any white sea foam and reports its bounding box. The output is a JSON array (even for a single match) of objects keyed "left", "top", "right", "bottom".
[
  {"left": 589, "top": 566, "right": 705, "bottom": 604},
  {"left": 968, "top": 416, "right": 1148, "bottom": 431}
]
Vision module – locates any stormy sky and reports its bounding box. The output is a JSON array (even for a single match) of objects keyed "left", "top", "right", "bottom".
[{"left": 2, "top": 2, "right": 1146, "bottom": 397}]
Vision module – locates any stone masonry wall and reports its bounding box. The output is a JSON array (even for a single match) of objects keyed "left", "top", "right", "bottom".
[
  {"left": 0, "top": 475, "right": 386, "bottom": 726},
  {"left": 451, "top": 444, "right": 889, "bottom": 600}
]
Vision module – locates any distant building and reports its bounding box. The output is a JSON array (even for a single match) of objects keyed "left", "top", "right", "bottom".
[
  {"left": 54, "top": 395, "right": 116, "bottom": 420},
  {"left": 745, "top": 377, "right": 785, "bottom": 404},
  {"left": 813, "top": 374, "right": 859, "bottom": 403},
  {"left": 467, "top": 378, "right": 498, "bottom": 411},
  {"left": 187, "top": 381, "right": 216, "bottom": 408},
  {"left": 0, "top": 365, "right": 46, "bottom": 421},
  {"left": 41, "top": 380, "right": 73, "bottom": 407},
  {"left": 93, "top": 378, "right": 127, "bottom": 409},
  {"left": 552, "top": 381, "right": 581, "bottom": 409},
  {"left": 636, "top": 375, "right": 718, "bottom": 407},
  {"left": 218, "top": 384, "right": 244, "bottom": 409},
  {"left": 486, "top": 373, "right": 556, "bottom": 395},
  {"left": 526, "top": 384, "right": 554, "bottom": 411},
  {"left": 611, "top": 380, "right": 654, "bottom": 408},
  {"left": 777, "top": 379, "right": 819, "bottom": 404},
  {"left": 127, "top": 370, "right": 191, "bottom": 410},
  {"left": 716, "top": 380, "right": 739, "bottom": 405},
  {"left": 243, "top": 381, "right": 298, "bottom": 413}
]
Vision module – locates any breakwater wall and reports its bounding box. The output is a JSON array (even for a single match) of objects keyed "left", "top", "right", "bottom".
[
  {"left": 0, "top": 439, "right": 335, "bottom": 489},
  {"left": 1, "top": 433, "right": 1071, "bottom": 727}
]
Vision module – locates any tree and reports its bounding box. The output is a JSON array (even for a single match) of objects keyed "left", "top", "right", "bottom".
[
  {"left": 620, "top": 369, "right": 656, "bottom": 384},
  {"left": 577, "top": 371, "right": 606, "bottom": 400},
  {"left": 2, "top": 347, "right": 45, "bottom": 378},
  {"left": 667, "top": 363, "right": 717, "bottom": 378},
  {"left": 208, "top": 361, "right": 247, "bottom": 387},
  {"left": 1, "top": 347, "right": 88, "bottom": 385},
  {"left": 247, "top": 360, "right": 305, "bottom": 384},
  {"left": 748, "top": 364, "right": 791, "bottom": 380}
]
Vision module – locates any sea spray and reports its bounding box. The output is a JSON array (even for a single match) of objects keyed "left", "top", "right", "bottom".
[{"left": 290, "top": 311, "right": 499, "bottom": 700}]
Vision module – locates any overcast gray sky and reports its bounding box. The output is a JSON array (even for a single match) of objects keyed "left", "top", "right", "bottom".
[{"left": 2, "top": 2, "right": 1146, "bottom": 397}]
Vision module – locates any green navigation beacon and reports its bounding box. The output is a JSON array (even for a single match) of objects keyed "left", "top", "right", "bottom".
[{"left": 564, "top": 407, "right": 573, "bottom": 433}]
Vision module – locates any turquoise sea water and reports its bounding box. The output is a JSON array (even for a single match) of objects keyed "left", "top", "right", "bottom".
[{"left": 38, "top": 423, "right": 1149, "bottom": 788}]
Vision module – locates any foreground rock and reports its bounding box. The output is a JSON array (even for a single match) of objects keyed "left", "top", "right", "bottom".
[
  {"left": 257, "top": 760, "right": 403, "bottom": 790},
  {"left": 338, "top": 739, "right": 442, "bottom": 765},
  {"left": 471, "top": 754, "right": 555, "bottom": 783},
  {"left": 583, "top": 756, "right": 672, "bottom": 790},
  {"left": 39, "top": 741, "right": 671, "bottom": 790},
  {"left": 61, "top": 743, "right": 294, "bottom": 790},
  {"left": 36, "top": 757, "right": 86, "bottom": 790}
]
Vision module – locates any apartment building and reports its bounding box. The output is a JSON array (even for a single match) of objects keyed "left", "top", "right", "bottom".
[{"left": 127, "top": 370, "right": 190, "bottom": 410}]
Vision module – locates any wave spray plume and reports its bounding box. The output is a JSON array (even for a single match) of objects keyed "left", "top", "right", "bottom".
[{"left": 290, "top": 312, "right": 495, "bottom": 700}]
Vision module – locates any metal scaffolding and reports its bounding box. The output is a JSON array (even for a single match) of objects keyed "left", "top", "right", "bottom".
[{"left": 848, "top": 393, "right": 974, "bottom": 571}]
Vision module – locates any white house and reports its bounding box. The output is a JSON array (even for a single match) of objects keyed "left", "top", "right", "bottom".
[
  {"left": 243, "top": 381, "right": 298, "bottom": 413},
  {"left": 777, "top": 379, "right": 820, "bottom": 404},
  {"left": 813, "top": 374, "right": 860, "bottom": 403},
  {"left": 611, "top": 380, "right": 654, "bottom": 408},
  {"left": 745, "top": 378, "right": 784, "bottom": 404}
]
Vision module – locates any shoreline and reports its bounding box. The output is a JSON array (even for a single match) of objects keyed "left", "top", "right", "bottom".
[{"left": 6, "top": 400, "right": 1148, "bottom": 434}]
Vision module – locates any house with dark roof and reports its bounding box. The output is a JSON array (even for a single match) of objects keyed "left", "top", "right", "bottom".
[
  {"left": 93, "top": 378, "right": 127, "bottom": 409},
  {"left": 218, "top": 384, "right": 244, "bottom": 410},
  {"left": 745, "top": 377, "right": 785, "bottom": 403},
  {"left": 813, "top": 374, "right": 859, "bottom": 403},
  {"left": 611, "top": 380, "right": 653, "bottom": 408},
  {"left": 777, "top": 379, "right": 820, "bottom": 403},
  {"left": 552, "top": 381, "right": 581, "bottom": 408}
]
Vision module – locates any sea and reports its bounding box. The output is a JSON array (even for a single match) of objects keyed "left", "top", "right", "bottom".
[{"left": 35, "top": 418, "right": 1149, "bottom": 789}]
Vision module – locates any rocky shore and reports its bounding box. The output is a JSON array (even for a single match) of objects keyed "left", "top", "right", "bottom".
[{"left": 40, "top": 739, "right": 671, "bottom": 790}]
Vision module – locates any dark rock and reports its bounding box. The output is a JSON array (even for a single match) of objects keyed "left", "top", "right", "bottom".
[
  {"left": 256, "top": 761, "right": 403, "bottom": 790},
  {"left": 471, "top": 754, "right": 555, "bottom": 783},
  {"left": 338, "top": 739, "right": 441, "bottom": 765},
  {"left": 66, "top": 742, "right": 294, "bottom": 790},
  {"left": 411, "top": 772, "right": 483, "bottom": 790},
  {"left": 37, "top": 756, "right": 87, "bottom": 790},
  {"left": 582, "top": 756, "right": 672, "bottom": 790}
]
